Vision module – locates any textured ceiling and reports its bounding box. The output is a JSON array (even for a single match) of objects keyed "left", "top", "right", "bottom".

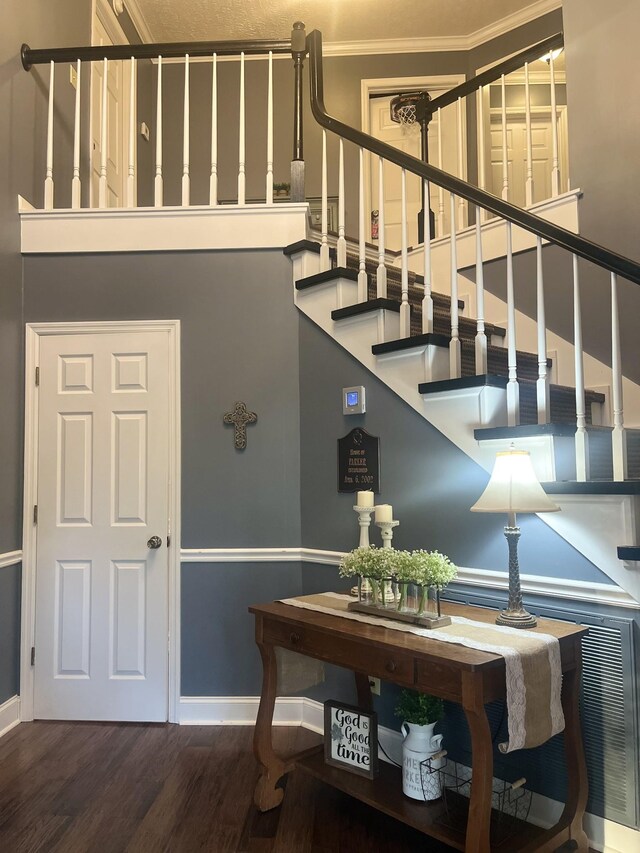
[{"left": 134, "top": 0, "right": 545, "bottom": 44}]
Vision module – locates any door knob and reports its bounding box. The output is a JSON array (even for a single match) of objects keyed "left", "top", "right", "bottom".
[{"left": 147, "top": 535, "right": 163, "bottom": 549}]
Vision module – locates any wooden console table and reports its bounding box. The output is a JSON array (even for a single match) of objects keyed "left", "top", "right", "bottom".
[{"left": 250, "top": 599, "right": 589, "bottom": 853}]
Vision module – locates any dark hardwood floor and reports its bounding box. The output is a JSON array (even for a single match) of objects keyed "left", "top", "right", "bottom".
[{"left": 0, "top": 722, "right": 588, "bottom": 853}]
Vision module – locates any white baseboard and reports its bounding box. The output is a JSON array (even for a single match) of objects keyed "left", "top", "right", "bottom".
[
  {"left": 178, "top": 695, "right": 637, "bottom": 853},
  {"left": 0, "top": 696, "right": 21, "bottom": 739}
]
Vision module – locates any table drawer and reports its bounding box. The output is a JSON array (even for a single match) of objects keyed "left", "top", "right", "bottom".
[
  {"left": 262, "top": 617, "right": 415, "bottom": 687},
  {"left": 415, "top": 660, "right": 462, "bottom": 702}
]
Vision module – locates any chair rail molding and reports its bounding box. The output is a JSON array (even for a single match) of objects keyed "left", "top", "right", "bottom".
[
  {"left": 179, "top": 547, "right": 638, "bottom": 610},
  {"left": 0, "top": 550, "right": 22, "bottom": 569}
]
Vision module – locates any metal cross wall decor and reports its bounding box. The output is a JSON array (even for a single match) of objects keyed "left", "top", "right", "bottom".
[{"left": 223, "top": 401, "right": 258, "bottom": 450}]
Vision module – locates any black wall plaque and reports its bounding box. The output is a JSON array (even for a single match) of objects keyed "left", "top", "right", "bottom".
[{"left": 337, "top": 428, "right": 380, "bottom": 493}]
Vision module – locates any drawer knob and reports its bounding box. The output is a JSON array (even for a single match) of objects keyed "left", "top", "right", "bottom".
[
  {"left": 289, "top": 632, "right": 301, "bottom": 645},
  {"left": 385, "top": 660, "right": 397, "bottom": 673}
]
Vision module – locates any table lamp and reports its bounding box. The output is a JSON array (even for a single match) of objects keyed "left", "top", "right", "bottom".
[{"left": 471, "top": 447, "right": 560, "bottom": 628}]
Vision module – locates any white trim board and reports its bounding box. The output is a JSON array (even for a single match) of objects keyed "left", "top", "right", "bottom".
[
  {"left": 0, "top": 551, "right": 22, "bottom": 570},
  {"left": 121, "top": 0, "right": 153, "bottom": 43},
  {"left": 0, "top": 696, "right": 21, "bottom": 740},
  {"left": 20, "top": 320, "right": 182, "bottom": 724},
  {"left": 19, "top": 203, "right": 309, "bottom": 253},
  {"left": 178, "top": 695, "right": 635, "bottom": 853},
  {"left": 179, "top": 547, "right": 639, "bottom": 611}
]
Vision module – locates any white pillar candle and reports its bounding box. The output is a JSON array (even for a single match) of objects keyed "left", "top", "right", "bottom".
[
  {"left": 375, "top": 504, "right": 393, "bottom": 522},
  {"left": 356, "top": 490, "right": 374, "bottom": 507}
]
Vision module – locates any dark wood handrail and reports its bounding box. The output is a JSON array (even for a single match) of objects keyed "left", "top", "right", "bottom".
[
  {"left": 21, "top": 38, "right": 293, "bottom": 70},
  {"left": 307, "top": 29, "right": 640, "bottom": 286},
  {"left": 428, "top": 32, "right": 564, "bottom": 114}
]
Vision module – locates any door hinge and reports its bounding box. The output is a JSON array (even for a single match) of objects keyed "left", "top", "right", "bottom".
[
  {"left": 167, "top": 534, "right": 171, "bottom": 547},
  {"left": 35, "top": 366, "right": 40, "bottom": 386},
  {"left": 33, "top": 505, "right": 38, "bottom": 524},
  {"left": 31, "top": 647, "right": 35, "bottom": 666}
]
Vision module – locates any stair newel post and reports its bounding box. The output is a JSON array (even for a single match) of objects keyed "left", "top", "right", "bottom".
[
  {"left": 44, "top": 60, "right": 55, "bottom": 209},
  {"left": 210, "top": 53, "right": 218, "bottom": 205},
  {"left": 376, "top": 156, "right": 387, "bottom": 298},
  {"left": 266, "top": 51, "right": 274, "bottom": 204},
  {"left": 524, "top": 62, "right": 534, "bottom": 207},
  {"left": 99, "top": 57, "right": 108, "bottom": 209},
  {"left": 357, "top": 148, "right": 367, "bottom": 302},
  {"left": 436, "top": 109, "right": 445, "bottom": 236},
  {"left": 126, "top": 57, "right": 136, "bottom": 208},
  {"left": 500, "top": 74, "right": 509, "bottom": 201},
  {"left": 337, "top": 138, "right": 347, "bottom": 267},
  {"left": 474, "top": 206, "right": 488, "bottom": 374},
  {"left": 320, "top": 130, "right": 330, "bottom": 271},
  {"left": 506, "top": 221, "right": 520, "bottom": 426},
  {"left": 182, "top": 54, "right": 190, "bottom": 207},
  {"left": 400, "top": 169, "right": 410, "bottom": 338},
  {"left": 290, "top": 21, "right": 306, "bottom": 202},
  {"left": 421, "top": 179, "right": 434, "bottom": 335},
  {"left": 536, "top": 236, "right": 550, "bottom": 424},
  {"left": 155, "top": 56, "right": 163, "bottom": 207},
  {"left": 72, "top": 59, "right": 82, "bottom": 209},
  {"left": 238, "top": 52, "right": 246, "bottom": 205},
  {"left": 610, "top": 272, "right": 628, "bottom": 481},
  {"left": 573, "top": 254, "right": 590, "bottom": 481},
  {"left": 456, "top": 97, "right": 466, "bottom": 229},
  {"left": 449, "top": 194, "right": 461, "bottom": 378},
  {"left": 550, "top": 53, "right": 560, "bottom": 198}
]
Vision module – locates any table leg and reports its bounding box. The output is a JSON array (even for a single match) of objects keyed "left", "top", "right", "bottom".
[
  {"left": 253, "top": 639, "right": 286, "bottom": 811},
  {"left": 462, "top": 672, "right": 493, "bottom": 853},
  {"left": 354, "top": 671, "right": 374, "bottom": 712},
  {"left": 559, "top": 659, "right": 589, "bottom": 851}
]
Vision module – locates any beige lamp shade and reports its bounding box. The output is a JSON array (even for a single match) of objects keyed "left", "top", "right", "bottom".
[{"left": 471, "top": 449, "right": 560, "bottom": 514}]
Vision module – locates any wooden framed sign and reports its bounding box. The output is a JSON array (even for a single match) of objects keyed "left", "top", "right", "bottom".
[{"left": 324, "top": 700, "right": 379, "bottom": 779}]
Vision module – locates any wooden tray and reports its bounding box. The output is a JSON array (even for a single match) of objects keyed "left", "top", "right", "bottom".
[{"left": 348, "top": 600, "right": 451, "bottom": 629}]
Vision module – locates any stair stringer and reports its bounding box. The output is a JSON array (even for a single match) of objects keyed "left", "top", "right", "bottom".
[{"left": 292, "top": 250, "right": 640, "bottom": 604}]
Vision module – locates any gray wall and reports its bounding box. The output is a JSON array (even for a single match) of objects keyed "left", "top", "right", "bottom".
[
  {"left": 298, "top": 313, "right": 610, "bottom": 585},
  {"left": 23, "top": 250, "right": 302, "bottom": 548},
  {"left": 0, "top": 565, "right": 21, "bottom": 703}
]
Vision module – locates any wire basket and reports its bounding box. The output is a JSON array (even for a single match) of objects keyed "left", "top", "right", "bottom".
[{"left": 433, "top": 759, "right": 533, "bottom": 845}]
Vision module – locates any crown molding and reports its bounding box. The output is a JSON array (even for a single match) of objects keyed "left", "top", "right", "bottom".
[
  {"left": 123, "top": 0, "right": 154, "bottom": 43},
  {"left": 322, "top": 0, "right": 562, "bottom": 57}
]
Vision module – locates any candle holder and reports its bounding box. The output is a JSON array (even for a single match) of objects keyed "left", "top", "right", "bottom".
[
  {"left": 376, "top": 519, "right": 399, "bottom": 549},
  {"left": 351, "top": 504, "right": 374, "bottom": 597}
]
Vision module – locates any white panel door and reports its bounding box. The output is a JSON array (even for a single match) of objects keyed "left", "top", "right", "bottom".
[{"left": 34, "top": 329, "right": 170, "bottom": 721}]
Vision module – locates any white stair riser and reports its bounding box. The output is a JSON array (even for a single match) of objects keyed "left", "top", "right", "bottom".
[{"left": 376, "top": 344, "right": 449, "bottom": 386}]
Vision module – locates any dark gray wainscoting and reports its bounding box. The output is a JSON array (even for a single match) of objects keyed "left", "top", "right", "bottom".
[{"left": 0, "top": 563, "right": 21, "bottom": 704}]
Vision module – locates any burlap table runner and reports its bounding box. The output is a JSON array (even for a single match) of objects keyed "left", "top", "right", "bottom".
[{"left": 280, "top": 592, "right": 564, "bottom": 753}]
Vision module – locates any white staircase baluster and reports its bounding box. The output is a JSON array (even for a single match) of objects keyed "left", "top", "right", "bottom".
[
  {"left": 210, "top": 53, "right": 218, "bottom": 205},
  {"left": 501, "top": 74, "right": 509, "bottom": 201},
  {"left": 611, "top": 272, "right": 628, "bottom": 480},
  {"left": 99, "top": 57, "right": 108, "bottom": 209},
  {"left": 238, "top": 52, "right": 246, "bottom": 205},
  {"left": 400, "top": 169, "right": 410, "bottom": 338},
  {"left": 126, "top": 57, "right": 136, "bottom": 208},
  {"left": 437, "top": 109, "right": 445, "bottom": 236},
  {"left": 44, "top": 61, "right": 55, "bottom": 209},
  {"left": 72, "top": 60, "right": 81, "bottom": 209},
  {"left": 266, "top": 51, "right": 273, "bottom": 204},
  {"left": 320, "top": 129, "right": 330, "bottom": 271},
  {"left": 449, "top": 194, "right": 461, "bottom": 378},
  {"left": 182, "top": 54, "right": 190, "bottom": 206},
  {"left": 524, "top": 62, "right": 534, "bottom": 207},
  {"left": 506, "top": 221, "right": 520, "bottom": 425},
  {"left": 550, "top": 54, "right": 560, "bottom": 198},
  {"left": 376, "top": 156, "right": 387, "bottom": 298},
  {"left": 573, "top": 254, "right": 589, "bottom": 481},
  {"left": 536, "top": 236, "right": 550, "bottom": 423},
  {"left": 474, "top": 207, "right": 487, "bottom": 373},
  {"left": 477, "top": 87, "right": 487, "bottom": 223},
  {"left": 337, "top": 138, "right": 347, "bottom": 267},
  {"left": 357, "top": 148, "right": 367, "bottom": 302},
  {"left": 456, "top": 97, "right": 466, "bottom": 229},
  {"left": 155, "top": 56, "right": 163, "bottom": 207},
  {"left": 421, "top": 179, "right": 433, "bottom": 334}
]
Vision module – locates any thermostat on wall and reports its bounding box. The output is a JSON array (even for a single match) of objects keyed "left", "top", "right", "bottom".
[{"left": 343, "top": 385, "right": 366, "bottom": 415}]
